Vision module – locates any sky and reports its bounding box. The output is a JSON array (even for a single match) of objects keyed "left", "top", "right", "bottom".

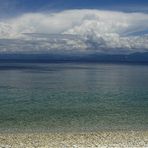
[{"left": 0, "top": 0, "right": 148, "bottom": 55}]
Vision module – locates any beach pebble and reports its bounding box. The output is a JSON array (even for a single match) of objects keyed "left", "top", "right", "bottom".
[
  {"left": 0, "top": 131, "right": 148, "bottom": 147},
  {"left": 0, "top": 144, "right": 11, "bottom": 148}
]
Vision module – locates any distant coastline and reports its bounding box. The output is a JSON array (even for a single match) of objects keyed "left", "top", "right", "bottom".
[{"left": 0, "top": 52, "right": 148, "bottom": 63}]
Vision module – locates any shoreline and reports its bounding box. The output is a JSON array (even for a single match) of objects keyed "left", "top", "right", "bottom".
[{"left": 0, "top": 131, "right": 148, "bottom": 147}]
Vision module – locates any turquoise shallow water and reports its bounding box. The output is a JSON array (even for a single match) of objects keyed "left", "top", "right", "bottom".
[{"left": 0, "top": 63, "right": 148, "bottom": 132}]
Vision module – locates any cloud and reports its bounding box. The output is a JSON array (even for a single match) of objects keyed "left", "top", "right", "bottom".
[{"left": 0, "top": 9, "right": 148, "bottom": 54}]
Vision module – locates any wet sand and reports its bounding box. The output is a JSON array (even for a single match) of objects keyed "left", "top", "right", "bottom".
[{"left": 0, "top": 131, "right": 148, "bottom": 147}]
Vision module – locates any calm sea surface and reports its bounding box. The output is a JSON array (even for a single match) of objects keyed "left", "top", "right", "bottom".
[{"left": 0, "top": 63, "right": 148, "bottom": 132}]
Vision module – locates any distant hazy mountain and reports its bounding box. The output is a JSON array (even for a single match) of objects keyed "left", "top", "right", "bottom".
[{"left": 0, "top": 52, "right": 148, "bottom": 63}]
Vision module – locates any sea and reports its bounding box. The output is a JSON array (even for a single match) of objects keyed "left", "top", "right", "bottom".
[{"left": 0, "top": 63, "right": 148, "bottom": 132}]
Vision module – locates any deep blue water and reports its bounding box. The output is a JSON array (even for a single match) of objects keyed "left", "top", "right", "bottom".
[{"left": 0, "top": 63, "right": 148, "bottom": 132}]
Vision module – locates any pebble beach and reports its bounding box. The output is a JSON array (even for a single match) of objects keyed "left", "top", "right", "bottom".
[{"left": 0, "top": 131, "right": 148, "bottom": 147}]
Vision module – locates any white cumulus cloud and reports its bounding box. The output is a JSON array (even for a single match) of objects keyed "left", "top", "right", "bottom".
[{"left": 0, "top": 9, "right": 148, "bottom": 54}]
